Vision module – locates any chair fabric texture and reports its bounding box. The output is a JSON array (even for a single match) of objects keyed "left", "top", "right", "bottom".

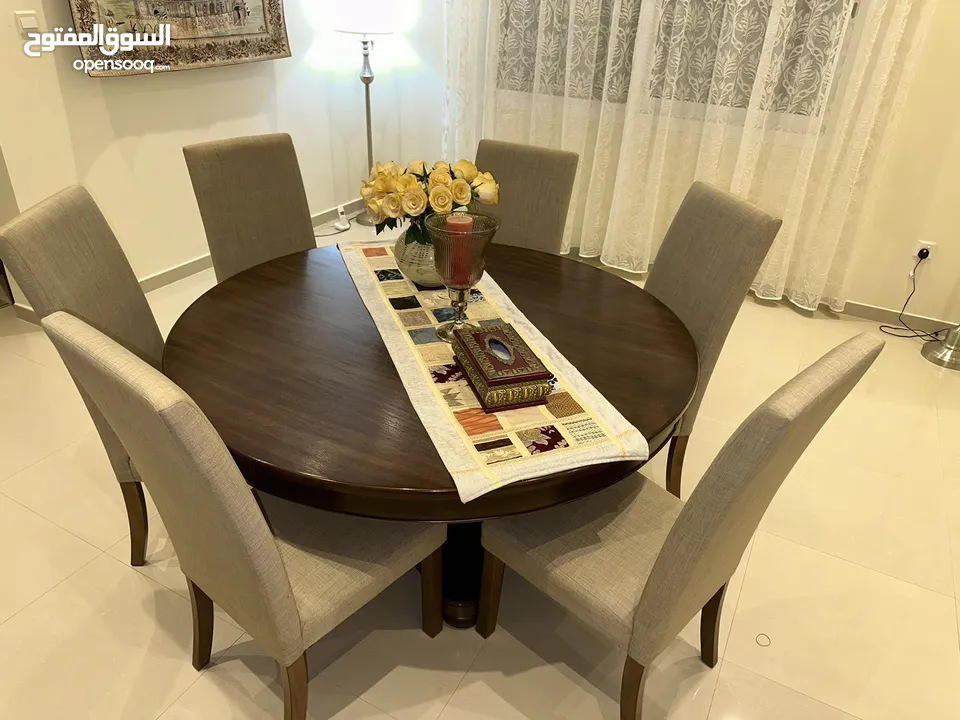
[
  {"left": 183, "top": 133, "right": 316, "bottom": 282},
  {"left": 0, "top": 185, "right": 164, "bottom": 485},
  {"left": 483, "top": 333, "right": 882, "bottom": 665},
  {"left": 644, "top": 182, "right": 783, "bottom": 436},
  {"left": 261, "top": 493, "right": 445, "bottom": 649},
  {"left": 474, "top": 139, "right": 578, "bottom": 255},
  {"left": 41, "top": 311, "right": 446, "bottom": 667}
]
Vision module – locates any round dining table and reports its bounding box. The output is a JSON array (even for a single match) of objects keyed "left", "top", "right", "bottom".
[{"left": 163, "top": 243, "right": 699, "bottom": 627}]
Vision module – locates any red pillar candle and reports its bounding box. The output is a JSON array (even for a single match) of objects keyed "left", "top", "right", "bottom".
[{"left": 446, "top": 214, "right": 474, "bottom": 286}]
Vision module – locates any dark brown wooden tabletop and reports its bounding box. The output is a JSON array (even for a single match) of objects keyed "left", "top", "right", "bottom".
[{"left": 162, "top": 244, "right": 699, "bottom": 523}]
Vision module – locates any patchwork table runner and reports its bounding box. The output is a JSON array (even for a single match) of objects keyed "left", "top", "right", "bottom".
[{"left": 340, "top": 241, "right": 649, "bottom": 502}]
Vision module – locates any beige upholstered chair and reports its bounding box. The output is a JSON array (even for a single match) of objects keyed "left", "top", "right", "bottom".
[
  {"left": 183, "top": 133, "right": 316, "bottom": 282},
  {"left": 41, "top": 310, "right": 446, "bottom": 720},
  {"left": 474, "top": 139, "right": 579, "bottom": 254},
  {"left": 645, "top": 182, "right": 782, "bottom": 497},
  {"left": 476, "top": 333, "right": 882, "bottom": 720},
  {"left": 0, "top": 185, "right": 163, "bottom": 567}
]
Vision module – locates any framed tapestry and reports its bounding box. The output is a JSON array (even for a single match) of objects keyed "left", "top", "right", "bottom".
[{"left": 67, "top": 0, "right": 291, "bottom": 77}]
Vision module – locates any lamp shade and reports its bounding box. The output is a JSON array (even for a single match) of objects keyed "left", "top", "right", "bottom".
[{"left": 332, "top": 3, "right": 397, "bottom": 35}]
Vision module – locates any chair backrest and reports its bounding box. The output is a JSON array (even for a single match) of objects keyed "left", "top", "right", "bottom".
[
  {"left": 183, "top": 133, "right": 316, "bottom": 282},
  {"left": 630, "top": 333, "right": 883, "bottom": 663},
  {"left": 475, "top": 139, "right": 578, "bottom": 255},
  {"left": 644, "top": 182, "right": 782, "bottom": 436},
  {"left": 0, "top": 185, "right": 165, "bottom": 484},
  {"left": 41, "top": 311, "right": 304, "bottom": 666}
]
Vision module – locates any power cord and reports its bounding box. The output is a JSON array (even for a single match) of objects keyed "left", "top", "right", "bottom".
[
  {"left": 315, "top": 222, "right": 351, "bottom": 238},
  {"left": 879, "top": 248, "right": 948, "bottom": 341}
]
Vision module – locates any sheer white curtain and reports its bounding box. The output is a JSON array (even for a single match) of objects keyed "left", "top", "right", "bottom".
[{"left": 444, "top": 0, "right": 936, "bottom": 311}]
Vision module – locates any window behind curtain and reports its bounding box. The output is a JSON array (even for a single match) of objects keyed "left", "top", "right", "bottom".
[{"left": 495, "top": 0, "right": 853, "bottom": 116}]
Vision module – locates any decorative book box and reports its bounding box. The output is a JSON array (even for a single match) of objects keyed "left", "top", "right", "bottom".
[{"left": 452, "top": 323, "right": 553, "bottom": 412}]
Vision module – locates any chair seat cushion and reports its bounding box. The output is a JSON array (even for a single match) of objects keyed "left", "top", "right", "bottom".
[
  {"left": 482, "top": 473, "right": 682, "bottom": 648},
  {"left": 259, "top": 493, "right": 446, "bottom": 649}
]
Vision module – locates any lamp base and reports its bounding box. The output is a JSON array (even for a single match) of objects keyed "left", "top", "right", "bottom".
[
  {"left": 354, "top": 211, "right": 376, "bottom": 227},
  {"left": 922, "top": 325, "right": 960, "bottom": 370}
]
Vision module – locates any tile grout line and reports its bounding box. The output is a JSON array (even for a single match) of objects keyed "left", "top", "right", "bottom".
[
  {"left": 433, "top": 632, "right": 489, "bottom": 719},
  {"left": 0, "top": 549, "right": 103, "bottom": 630},
  {"left": 722, "top": 658, "right": 866, "bottom": 720},
  {"left": 99, "top": 549, "right": 245, "bottom": 632},
  {"left": 756, "top": 528, "right": 958, "bottom": 601},
  {"left": 152, "top": 628, "right": 251, "bottom": 719},
  {"left": 0, "top": 491, "right": 106, "bottom": 555}
]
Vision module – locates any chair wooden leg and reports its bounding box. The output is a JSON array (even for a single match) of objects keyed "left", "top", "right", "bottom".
[
  {"left": 620, "top": 655, "right": 647, "bottom": 720},
  {"left": 700, "top": 584, "right": 727, "bottom": 668},
  {"left": 187, "top": 579, "right": 214, "bottom": 671},
  {"left": 476, "top": 551, "right": 505, "bottom": 639},
  {"left": 666, "top": 435, "right": 688, "bottom": 499},
  {"left": 420, "top": 548, "right": 443, "bottom": 638},
  {"left": 120, "top": 482, "right": 149, "bottom": 567},
  {"left": 282, "top": 653, "right": 308, "bottom": 720}
]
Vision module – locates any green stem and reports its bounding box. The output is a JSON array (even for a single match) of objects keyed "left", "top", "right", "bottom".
[{"left": 405, "top": 217, "right": 431, "bottom": 245}]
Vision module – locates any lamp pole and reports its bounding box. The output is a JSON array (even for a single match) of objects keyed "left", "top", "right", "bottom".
[{"left": 355, "top": 37, "right": 377, "bottom": 226}]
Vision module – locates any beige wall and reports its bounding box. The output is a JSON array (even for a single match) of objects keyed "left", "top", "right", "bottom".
[
  {"left": 0, "top": 0, "right": 444, "bottom": 301},
  {"left": 844, "top": 0, "right": 960, "bottom": 322}
]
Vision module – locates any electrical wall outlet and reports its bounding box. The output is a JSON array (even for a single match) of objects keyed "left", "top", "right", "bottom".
[{"left": 915, "top": 240, "right": 936, "bottom": 259}]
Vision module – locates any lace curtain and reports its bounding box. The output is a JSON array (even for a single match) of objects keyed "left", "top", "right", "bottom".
[{"left": 444, "top": 0, "right": 936, "bottom": 311}]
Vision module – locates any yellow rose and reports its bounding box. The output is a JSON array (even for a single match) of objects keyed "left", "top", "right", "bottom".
[
  {"left": 471, "top": 171, "right": 496, "bottom": 188},
  {"left": 373, "top": 172, "right": 395, "bottom": 196},
  {"left": 475, "top": 181, "right": 500, "bottom": 205},
  {"left": 429, "top": 185, "right": 454, "bottom": 214},
  {"left": 360, "top": 180, "right": 376, "bottom": 201},
  {"left": 365, "top": 197, "right": 385, "bottom": 223},
  {"left": 450, "top": 178, "right": 472, "bottom": 206},
  {"left": 407, "top": 159, "right": 427, "bottom": 175},
  {"left": 381, "top": 192, "right": 403, "bottom": 219},
  {"left": 368, "top": 161, "right": 386, "bottom": 182},
  {"left": 428, "top": 168, "right": 453, "bottom": 190},
  {"left": 401, "top": 187, "right": 428, "bottom": 217},
  {"left": 433, "top": 160, "right": 450, "bottom": 173},
  {"left": 453, "top": 159, "right": 479, "bottom": 183},
  {"left": 395, "top": 174, "right": 420, "bottom": 194}
]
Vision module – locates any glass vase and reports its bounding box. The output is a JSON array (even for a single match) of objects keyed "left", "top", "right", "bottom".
[{"left": 393, "top": 222, "right": 444, "bottom": 288}]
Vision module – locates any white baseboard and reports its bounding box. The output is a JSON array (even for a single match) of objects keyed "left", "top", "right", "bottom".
[
  {"left": 841, "top": 300, "right": 954, "bottom": 334},
  {"left": 139, "top": 254, "right": 213, "bottom": 294},
  {"left": 311, "top": 198, "right": 365, "bottom": 227},
  {"left": 14, "top": 302, "right": 38, "bottom": 324}
]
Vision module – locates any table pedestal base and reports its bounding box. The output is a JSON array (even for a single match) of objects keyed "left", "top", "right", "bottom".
[{"left": 441, "top": 522, "right": 484, "bottom": 628}]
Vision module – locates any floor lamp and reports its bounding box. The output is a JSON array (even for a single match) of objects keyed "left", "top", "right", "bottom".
[
  {"left": 922, "top": 325, "right": 960, "bottom": 370},
  {"left": 337, "top": 27, "right": 393, "bottom": 227}
]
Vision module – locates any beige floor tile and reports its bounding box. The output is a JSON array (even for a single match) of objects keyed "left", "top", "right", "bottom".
[
  {"left": 644, "top": 418, "right": 738, "bottom": 501},
  {"left": 439, "top": 571, "right": 716, "bottom": 720},
  {"left": 105, "top": 513, "right": 240, "bottom": 628},
  {"left": 708, "top": 662, "right": 859, "bottom": 720},
  {"left": 308, "top": 570, "right": 485, "bottom": 720},
  {"left": 0, "top": 554, "right": 244, "bottom": 720},
  {"left": 697, "top": 353, "right": 798, "bottom": 429},
  {"left": 160, "top": 636, "right": 393, "bottom": 720},
  {"left": 0, "top": 494, "right": 101, "bottom": 623},
  {"left": 761, "top": 451, "right": 954, "bottom": 595},
  {"left": 1, "top": 432, "right": 157, "bottom": 551},
  {"left": 944, "top": 475, "right": 960, "bottom": 599},
  {"left": 0, "top": 309, "right": 65, "bottom": 368},
  {"left": 0, "top": 364, "right": 95, "bottom": 481},
  {"left": 726, "top": 532, "right": 960, "bottom": 720}
]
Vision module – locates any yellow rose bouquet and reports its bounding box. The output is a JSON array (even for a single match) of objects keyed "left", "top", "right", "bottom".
[{"left": 361, "top": 159, "right": 500, "bottom": 245}]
